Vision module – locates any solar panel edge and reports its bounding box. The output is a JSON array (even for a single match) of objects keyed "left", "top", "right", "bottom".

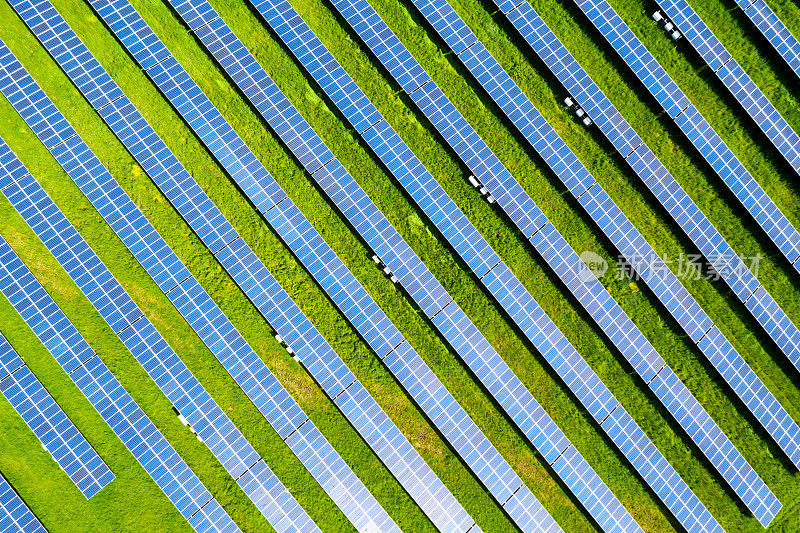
[{"left": 0, "top": 471, "right": 47, "bottom": 533}]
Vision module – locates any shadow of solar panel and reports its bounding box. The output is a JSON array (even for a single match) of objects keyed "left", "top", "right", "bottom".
[
  {"left": 0, "top": 335, "right": 114, "bottom": 499},
  {"left": 658, "top": 0, "right": 800, "bottom": 177},
  {"left": 568, "top": 0, "right": 800, "bottom": 280},
  {"left": 0, "top": 473, "right": 46, "bottom": 533},
  {"left": 0, "top": 233, "right": 235, "bottom": 531}
]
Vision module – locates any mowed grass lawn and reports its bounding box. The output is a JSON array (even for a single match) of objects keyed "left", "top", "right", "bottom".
[{"left": 0, "top": 0, "right": 799, "bottom": 530}]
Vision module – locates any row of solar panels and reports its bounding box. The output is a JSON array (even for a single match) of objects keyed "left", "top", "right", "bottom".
[
  {"left": 0, "top": 334, "right": 114, "bottom": 499},
  {"left": 250, "top": 0, "right": 650, "bottom": 530},
  {"left": 473, "top": 0, "right": 800, "bottom": 473},
  {"left": 0, "top": 0, "right": 797, "bottom": 530},
  {"left": 0, "top": 473, "right": 45, "bottom": 533},
  {"left": 562, "top": 0, "right": 800, "bottom": 429},
  {"left": 71, "top": 0, "right": 569, "bottom": 528},
  {"left": 13, "top": 0, "right": 561, "bottom": 529},
  {"left": 0, "top": 29, "right": 399, "bottom": 533},
  {"left": 410, "top": 0, "right": 800, "bottom": 520},
  {"left": 568, "top": 0, "right": 800, "bottom": 283},
  {"left": 735, "top": 0, "right": 800, "bottom": 80},
  {"left": 657, "top": 0, "right": 800, "bottom": 179},
  {"left": 246, "top": 0, "right": 744, "bottom": 531},
  {"left": 0, "top": 230, "right": 239, "bottom": 531},
  {"left": 325, "top": 0, "right": 791, "bottom": 528}
]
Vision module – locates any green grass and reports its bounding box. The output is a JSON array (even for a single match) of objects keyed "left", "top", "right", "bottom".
[{"left": 0, "top": 0, "right": 798, "bottom": 530}]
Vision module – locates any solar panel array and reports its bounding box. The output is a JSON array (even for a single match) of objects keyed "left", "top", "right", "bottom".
[
  {"left": 658, "top": 0, "right": 800, "bottom": 179},
  {"left": 559, "top": 0, "right": 800, "bottom": 280},
  {"left": 275, "top": 0, "right": 727, "bottom": 531},
  {"left": 244, "top": 0, "right": 644, "bottom": 531},
  {"left": 0, "top": 232, "right": 238, "bottom": 533},
  {"left": 0, "top": 473, "right": 46, "bottom": 533},
  {"left": 0, "top": 333, "right": 114, "bottom": 499},
  {"left": 9, "top": 4, "right": 404, "bottom": 531},
  {"left": 555, "top": 0, "right": 800, "bottom": 416},
  {"left": 737, "top": 0, "right": 800, "bottom": 80},
  {"left": 410, "top": 0, "right": 800, "bottom": 490},
  {"left": 326, "top": 0, "right": 782, "bottom": 526},
  {"left": 85, "top": 1, "right": 562, "bottom": 530},
  {"left": 0, "top": 41, "right": 329, "bottom": 533},
  {"left": 67, "top": 2, "right": 477, "bottom": 530},
  {"left": 70, "top": 2, "right": 558, "bottom": 530}
]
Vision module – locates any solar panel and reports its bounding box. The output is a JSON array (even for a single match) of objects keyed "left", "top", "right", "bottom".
[
  {"left": 657, "top": 0, "right": 800, "bottom": 179},
  {"left": 0, "top": 158, "right": 304, "bottom": 533},
  {"left": 566, "top": 0, "right": 800, "bottom": 278},
  {"left": 403, "top": 0, "right": 800, "bottom": 495},
  {"left": 247, "top": 1, "right": 648, "bottom": 531},
  {"left": 20, "top": 5, "right": 477, "bottom": 531},
  {"left": 0, "top": 42, "right": 323, "bottom": 533},
  {"left": 0, "top": 333, "right": 114, "bottom": 499},
  {"left": 0, "top": 233, "right": 239, "bottom": 533},
  {"left": 497, "top": 0, "right": 793, "bottom": 524},
  {"left": 559, "top": 0, "right": 800, "bottom": 449},
  {"left": 8, "top": 6, "right": 401, "bottom": 530},
  {"left": 738, "top": 0, "right": 800, "bottom": 81},
  {"left": 0, "top": 473, "right": 46, "bottom": 533},
  {"left": 83, "top": 0, "right": 571, "bottom": 528},
  {"left": 327, "top": 0, "right": 780, "bottom": 526}
]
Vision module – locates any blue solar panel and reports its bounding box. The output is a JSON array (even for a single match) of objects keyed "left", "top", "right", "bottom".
[
  {"left": 414, "top": 0, "right": 800, "bottom": 485},
  {"left": 0, "top": 234, "right": 238, "bottom": 533},
  {"left": 41, "top": 4, "right": 479, "bottom": 531},
  {"left": 567, "top": 0, "right": 800, "bottom": 278},
  {"left": 497, "top": 0, "right": 788, "bottom": 525},
  {"left": 0, "top": 40, "right": 324, "bottom": 532},
  {"left": 561, "top": 0, "right": 800, "bottom": 456},
  {"left": 0, "top": 333, "right": 114, "bottom": 499},
  {"left": 6, "top": 14, "right": 390, "bottom": 531},
  {"left": 326, "top": 0, "right": 781, "bottom": 526},
  {"left": 738, "top": 0, "right": 800, "bottom": 80},
  {"left": 657, "top": 0, "right": 800, "bottom": 179},
  {"left": 0, "top": 473, "right": 46, "bottom": 533},
  {"left": 92, "top": 0, "right": 574, "bottom": 528},
  {"left": 322, "top": 0, "right": 800, "bottom": 522},
  {"left": 248, "top": 1, "right": 650, "bottom": 531}
]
